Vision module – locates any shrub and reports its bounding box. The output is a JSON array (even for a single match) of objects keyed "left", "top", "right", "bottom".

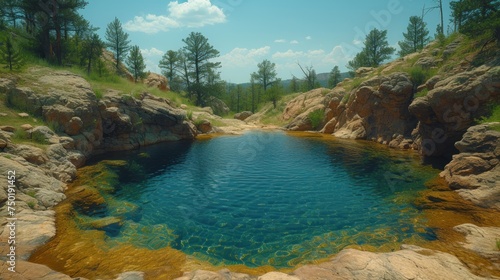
[
  {"left": 186, "top": 110, "right": 193, "bottom": 121},
  {"left": 409, "top": 66, "right": 427, "bottom": 89},
  {"left": 31, "top": 132, "right": 48, "bottom": 144},
  {"left": 308, "top": 109, "right": 325, "bottom": 130},
  {"left": 94, "top": 88, "right": 104, "bottom": 99},
  {"left": 27, "top": 201, "right": 36, "bottom": 209},
  {"left": 12, "top": 129, "right": 28, "bottom": 141}
]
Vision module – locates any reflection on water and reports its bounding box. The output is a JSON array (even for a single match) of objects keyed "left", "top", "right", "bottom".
[{"left": 76, "top": 131, "right": 440, "bottom": 268}]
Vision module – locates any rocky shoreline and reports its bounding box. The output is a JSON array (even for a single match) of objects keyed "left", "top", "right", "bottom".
[{"left": 1, "top": 68, "right": 499, "bottom": 279}]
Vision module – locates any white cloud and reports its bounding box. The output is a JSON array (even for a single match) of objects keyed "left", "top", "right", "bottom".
[
  {"left": 352, "top": 39, "right": 363, "bottom": 46},
  {"left": 140, "top": 47, "right": 164, "bottom": 57},
  {"left": 305, "top": 36, "right": 312, "bottom": 40},
  {"left": 219, "top": 46, "right": 271, "bottom": 68},
  {"left": 307, "top": 49, "right": 325, "bottom": 56},
  {"left": 124, "top": 0, "right": 226, "bottom": 33},
  {"left": 274, "top": 39, "right": 286, "bottom": 43},
  {"left": 139, "top": 48, "right": 165, "bottom": 74},
  {"left": 272, "top": 49, "right": 304, "bottom": 59},
  {"left": 290, "top": 40, "right": 299, "bottom": 44}
]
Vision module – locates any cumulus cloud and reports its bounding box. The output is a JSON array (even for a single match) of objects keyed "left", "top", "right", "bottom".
[
  {"left": 124, "top": 0, "right": 226, "bottom": 33},
  {"left": 290, "top": 40, "right": 299, "bottom": 44},
  {"left": 219, "top": 46, "right": 271, "bottom": 68},
  {"left": 305, "top": 36, "right": 312, "bottom": 40},
  {"left": 139, "top": 47, "right": 165, "bottom": 74},
  {"left": 274, "top": 39, "right": 286, "bottom": 43},
  {"left": 141, "top": 47, "right": 165, "bottom": 57},
  {"left": 272, "top": 50, "right": 303, "bottom": 59}
]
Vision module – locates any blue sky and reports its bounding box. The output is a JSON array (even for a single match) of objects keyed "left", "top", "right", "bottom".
[{"left": 81, "top": 0, "right": 451, "bottom": 83}]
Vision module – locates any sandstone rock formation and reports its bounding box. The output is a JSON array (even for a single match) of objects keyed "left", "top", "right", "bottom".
[
  {"left": 0, "top": 68, "right": 196, "bottom": 162},
  {"left": 440, "top": 123, "right": 500, "bottom": 210},
  {"left": 144, "top": 72, "right": 169, "bottom": 91},
  {"left": 409, "top": 66, "right": 500, "bottom": 158},
  {"left": 322, "top": 72, "right": 416, "bottom": 146},
  {"left": 283, "top": 88, "right": 329, "bottom": 131},
  {"left": 174, "top": 245, "right": 490, "bottom": 280}
]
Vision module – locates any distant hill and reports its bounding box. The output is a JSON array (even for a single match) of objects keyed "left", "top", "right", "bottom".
[{"left": 232, "top": 72, "right": 351, "bottom": 90}]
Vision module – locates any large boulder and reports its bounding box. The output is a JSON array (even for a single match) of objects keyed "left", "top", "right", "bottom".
[
  {"left": 440, "top": 123, "right": 500, "bottom": 209},
  {"left": 234, "top": 111, "right": 253, "bottom": 121},
  {"left": 144, "top": 72, "right": 169, "bottom": 91},
  {"left": 206, "top": 96, "right": 230, "bottom": 116}
]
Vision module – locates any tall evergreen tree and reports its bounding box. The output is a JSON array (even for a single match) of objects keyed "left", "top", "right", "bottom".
[
  {"left": 328, "top": 66, "right": 342, "bottom": 88},
  {"left": 105, "top": 17, "right": 131, "bottom": 73},
  {"left": 182, "top": 32, "right": 221, "bottom": 106},
  {"left": 126, "top": 45, "right": 146, "bottom": 83},
  {"left": 347, "top": 29, "right": 395, "bottom": 71},
  {"left": 252, "top": 59, "right": 277, "bottom": 92},
  {"left": 364, "top": 29, "right": 395, "bottom": 67},
  {"left": 450, "top": 0, "right": 500, "bottom": 41},
  {"left": 159, "top": 50, "right": 180, "bottom": 90},
  {"left": 398, "top": 16, "right": 430, "bottom": 57},
  {"left": 81, "top": 33, "right": 103, "bottom": 75},
  {"left": 0, "top": 36, "right": 22, "bottom": 70}
]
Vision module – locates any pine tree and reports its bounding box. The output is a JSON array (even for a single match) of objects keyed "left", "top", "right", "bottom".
[
  {"left": 105, "top": 17, "right": 131, "bottom": 73},
  {"left": 126, "top": 45, "right": 146, "bottom": 83},
  {"left": 182, "top": 32, "right": 221, "bottom": 106},
  {"left": 0, "top": 36, "right": 22, "bottom": 70},
  {"left": 159, "top": 50, "right": 180, "bottom": 91},
  {"left": 364, "top": 29, "right": 395, "bottom": 67},
  {"left": 328, "top": 66, "right": 342, "bottom": 88},
  {"left": 347, "top": 29, "right": 395, "bottom": 71},
  {"left": 450, "top": 0, "right": 500, "bottom": 41},
  {"left": 81, "top": 33, "right": 104, "bottom": 75},
  {"left": 398, "top": 16, "right": 430, "bottom": 57}
]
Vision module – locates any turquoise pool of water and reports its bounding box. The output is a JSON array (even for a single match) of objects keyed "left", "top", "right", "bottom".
[{"left": 87, "top": 131, "right": 439, "bottom": 268}]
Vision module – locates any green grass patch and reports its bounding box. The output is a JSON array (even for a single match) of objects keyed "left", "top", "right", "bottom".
[
  {"left": 308, "top": 109, "right": 325, "bottom": 130},
  {"left": 477, "top": 103, "right": 500, "bottom": 131},
  {"left": 348, "top": 77, "right": 364, "bottom": 90},
  {"left": 27, "top": 201, "right": 36, "bottom": 209},
  {"left": 415, "top": 88, "right": 429, "bottom": 98},
  {"left": 26, "top": 190, "right": 37, "bottom": 198}
]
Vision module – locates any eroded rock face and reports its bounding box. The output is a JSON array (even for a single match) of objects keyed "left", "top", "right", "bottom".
[
  {"left": 326, "top": 73, "right": 415, "bottom": 144},
  {"left": 409, "top": 66, "right": 500, "bottom": 158},
  {"left": 2, "top": 70, "right": 196, "bottom": 159},
  {"left": 283, "top": 88, "right": 330, "bottom": 131},
  {"left": 440, "top": 123, "right": 500, "bottom": 210}
]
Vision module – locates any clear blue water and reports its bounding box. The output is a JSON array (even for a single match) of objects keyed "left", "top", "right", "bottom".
[{"left": 87, "top": 131, "right": 439, "bottom": 268}]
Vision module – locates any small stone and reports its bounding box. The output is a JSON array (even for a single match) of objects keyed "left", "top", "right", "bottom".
[
  {"left": 65, "top": 116, "right": 83, "bottom": 136},
  {"left": 0, "top": 126, "right": 15, "bottom": 132},
  {"left": 0, "top": 113, "right": 7, "bottom": 117},
  {"left": 18, "top": 112, "right": 29, "bottom": 118},
  {"left": 196, "top": 119, "right": 212, "bottom": 133},
  {"left": 180, "top": 104, "right": 188, "bottom": 109},
  {"left": 21, "top": 124, "right": 34, "bottom": 131}
]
